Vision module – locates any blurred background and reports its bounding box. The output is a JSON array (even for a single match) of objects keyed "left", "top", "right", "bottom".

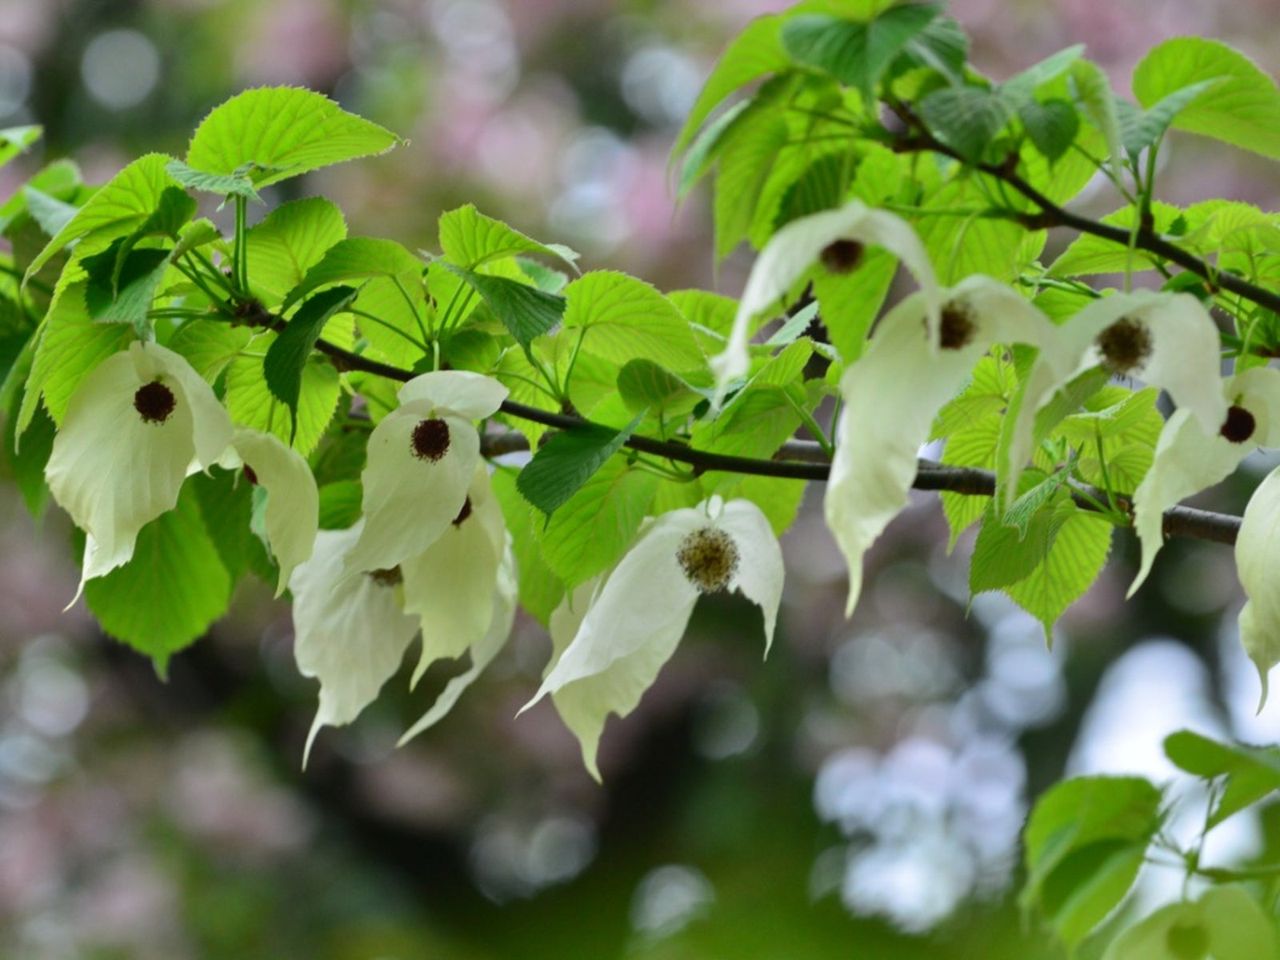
[{"left": 1, "top": 0, "right": 1279, "bottom": 957}]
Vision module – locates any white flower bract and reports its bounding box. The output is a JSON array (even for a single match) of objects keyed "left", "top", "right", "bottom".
[
  {"left": 1129, "top": 367, "right": 1280, "bottom": 596},
  {"left": 526, "top": 497, "right": 783, "bottom": 780},
  {"left": 45, "top": 341, "right": 233, "bottom": 592},
  {"left": 343, "top": 370, "right": 507, "bottom": 574},
  {"left": 711, "top": 200, "right": 938, "bottom": 405},
  {"left": 824, "top": 276, "right": 1061, "bottom": 616},
  {"left": 219, "top": 428, "right": 319, "bottom": 596},
  {"left": 1235, "top": 463, "right": 1280, "bottom": 710}
]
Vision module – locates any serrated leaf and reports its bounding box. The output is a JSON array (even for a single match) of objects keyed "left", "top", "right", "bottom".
[
  {"left": 781, "top": 5, "right": 940, "bottom": 103},
  {"left": 672, "top": 14, "right": 789, "bottom": 160},
  {"left": 0, "top": 125, "right": 40, "bottom": 170},
  {"left": 1070, "top": 60, "right": 1125, "bottom": 178},
  {"left": 1133, "top": 37, "right": 1280, "bottom": 161},
  {"left": 919, "top": 85, "right": 1014, "bottom": 162},
  {"left": 25, "top": 153, "right": 180, "bottom": 282},
  {"left": 1022, "top": 775, "right": 1163, "bottom": 948},
  {"left": 83, "top": 244, "right": 172, "bottom": 338},
  {"left": 535, "top": 458, "right": 657, "bottom": 588},
  {"left": 1000, "top": 46, "right": 1085, "bottom": 105},
  {"left": 1005, "top": 502, "right": 1112, "bottom": 638},
  {"left": 616, "top": 359, "right": 701, "bottom": 417},
  {"left": 438, "top": 204, "right": 576, "bottom": 272},
  {"left": 164, "top": 158, "right": 261, "bottom": 201},
  {"left": 282, "top": 236, "right": 421, "bottom": 310},
  {"left": 225, "top": 347, "right": 339, "bottom": 457},
  {"left": 1019, "top": 98, "right": 1080, "bottom": 163},
  {"left": 83, "top": 484, "right": 233, "bottom": 675},
  {"left": 1049, "top": 201, "right": 1182, "bottom": 276},
  {"left": 246, "top": 197, "right": 348, "bottom": 306},
  {"left": 264, "top": 286, "right": 356, "bottom": 442},
  {"left": 970, "top": 483, "right": 1072, "bottom": 595},
  {"left": 518, "top": 412, "right": 643, "bottom": 517},
  {"left": 186, "top": 87, "right": 400, "bottom": 188},
  {"left": 563, "top": 271, "right": 705, "bottom": 372},
  {"left": 190, "top": 468, "right": 274, "bottom": 586},
  {"left": 22, "top": 186, "right": 79, "bottom": 237},
  {"left": 678, "top": 99, "right": 751, "bottom": 200},
  {"left": 168, "top": 320, "right": 252, "bottom": 382},
  {"left": 1118, "top": 79, "right": 1222, "bottom": 155},
  {"left": 445, "top": 264, "right": 566, "bottom": 348}
]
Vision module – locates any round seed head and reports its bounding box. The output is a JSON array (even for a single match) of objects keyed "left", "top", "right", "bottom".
[
  {"left": 676, "top": 526, "right": 740, "bottom": 594},
  {"left": 1220, "top": 404, "right": 1257, "bottom": 444},
  {"left": 133, "top": 379, "right": 177, "bottom": 425},
  {"left": 938, "top": 299, "right": 977, "bottom": 351},
  {"left": 1096, "top": 316, "right": 1153, "bottom": 375},
  {"left": 820, "top": 239, "right": 864, "bottom": 275},
  {"left": 410, "top": 418, "right": 450, "bottom": 462}
]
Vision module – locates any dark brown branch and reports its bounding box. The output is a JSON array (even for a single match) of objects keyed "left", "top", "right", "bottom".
[
  {"left": 245, "top": 287, "right": 1246, "bottom": 546},
  {"left": 890, "top": 130, "right": 1280, "bottom": 317}
]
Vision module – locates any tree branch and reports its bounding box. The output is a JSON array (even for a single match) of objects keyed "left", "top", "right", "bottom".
[{"left": 889, "top": 130, "right": 1280, "bottom": 317}]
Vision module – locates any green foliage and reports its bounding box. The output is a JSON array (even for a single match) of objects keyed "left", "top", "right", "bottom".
[
  {"left": 517, "top": 413, "right": 643, "bottom": 516},
  {"left": 185, "top": 86, "right": 400, "bottom": 187},
  {"left": 263, "top": 286, "right": 357, "bottom": 442},
  {"left": 1164, "top": 730, "right": 1280, "bottom": 828}
]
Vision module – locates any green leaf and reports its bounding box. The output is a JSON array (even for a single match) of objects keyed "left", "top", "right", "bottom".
[
  {"left": 677, "top": 99, "right": 751, "bottom": 200},
  {"left": 1005, "top": 502, "right": 1112, "bottom": 638},
  {"left": 246, "top": 197, "right": 348, "bottom": 306},
  {"left": 83, "top": 244, "right": 172, "bottom": 338},
  {"left": 22, "top": 186, "right": 80, "bottom": 237},
  {"left": 713, "top": 107, "right": 790, "bottom": 259},
  {"left": 672, "top": 14, "right": 789, "bottom": 159},
  {"left": 1070, "top": 60, "right": 1125, "bottom": 177},
  {"left": 563, "top": 271, "right": 705, "bottom": 372},
  {"left": 317, "top": 480, "right": 363, "bottom": 531},
  {"left": 919, "top": 85, "right": 1014, "bottom": 162},
  {"left": 263, "top": 286, "right": 356, "bottom": 442},
  {"left": 190, "top": 468, "right": 274, "bottom": 586},
  {"left": 1022, "top": 775, "right": 1163, "bottom": 948},
  {"left": 536, "top": 458, "right": 657, "bottom": 588},
  {"left": 812, "top": 250, "right": 896, "bottom": 362},
  {"left": 616, "top": 359, "right": 702, "bottom": 418},
  {"left": 83, "top": 484, "right": 233, "bottom": 675},
  {"left": 1133, "top": 37, "right": 1280, "bottom": 161},
  {"left": 282, "top": 236, "right": 421, "bottom": 310},
  {"left": 518, "top": 412, "right": 643, "bottom": 517},
  {"left": 0, "top": 125, "right": 40, "bottom": 170},
  {"left": 492, "top": 468, "right": 564, "bottom": 626},
  {"left": 1000, "top": 46, "right": 1085, "bottom": 105},
  {"left": 1118, "top": 79, "right": 1222, "bottom": 156},
  {"left": 168, "top": 320, "right": 253, "bottom": 382},
  {"left": 4, "top": 386, "right": 55, "bottom": 517},
  {"left": 445, "top": 265, "right": 566, "bottom": 348},
  {"left": 438, "top": 204, "right": 576, "bottom": 272},
  {"left": 781, "top": 5, "right": 940, "bottom": 103},
  {"left": 225, "top": 347, "right": 340, "bottom": 457},
  {"left": 1050, "top": 202, "right": 1182, "bottom": 276},
  {"left": 185, "top": 87, "right": 400, "bottom": 188},
  {"left": 25, "top": 153, "right": 180, "bottom": 282},
  {"left": 970, "top": 482, "right": 1072, "bottom": 595},
  {"left": 164, "top": 158, "right": 261, "bottom": 201},
  {"left": 1102, "top": 887, "right": 1280, "bottom": 960},
  {"left": 1019, "top": 99, "right": 1080, "bottom": 163},
  {"left": 1164, "top": 730, "right": 1280, "bottom": 828}
]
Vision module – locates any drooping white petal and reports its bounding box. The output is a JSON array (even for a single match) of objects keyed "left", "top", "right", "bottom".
[
  {"left": 396, "top": 369, "right": 508, "bottom": 420},
  {"left": 47, "top": 342, "right": 201, "bottom": 586},
  {"left": 290, "top": 523, "right": 420, "bottom": 766},
  {"left": 400, "top": 466, "right": 507, "bottom": 686},
  {"left": 824, "top": 280, "right": 1060, "bottom": 616},
  {"left": 140, "top": 342, "right": 234, "bottom": 468},
  {"left": 344, "top": 404, "right": 478, "bottom": 573},
  {"left": 716, "top": 498, "right": 785, "bottom": 652},
  {"left": 1129, "top": 366, "right": 1280, "bottom": 595},
  {"left": 530, "top": 509, "right": 703, "bottom": 702},
  {"left": 711, "top": 201, "right": 938, "bottom": 402},
  {"left": 1235, "top": 464, "right": 1280, "bottom": 710},
  {"left": 227, "top": 428, "right": 319, "bottom": 596},
  {"left": 398, "top": 543, "right": 517, "bottom": 746}
]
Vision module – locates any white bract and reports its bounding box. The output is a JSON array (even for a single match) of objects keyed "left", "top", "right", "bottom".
[
  {"left": 344, "top": 370, "right": 507, "bottom": 574},
  {"left": 526, "top": 497, "right": 783, "bottom": 780},
  {"left": 1235, "top": 464, "right": 1280, "bottom": 709},
  {"left": 1004, "top": 290, "right": 1229, "bottom": 507},
  {"left": 824, "top": 275, "right": 1062, "bottom": 616},
  {"left": 711, "top": 200, "right": 938, "bottom": 405},
  {"left": 399, "top": 543, "right": 517, "bottom": 746},
  {"left": 45, "top": 341, "right": 232, "bottom": 592},
  {"left": 218, "top": 428, "right": 319, "bottom": 596},
  {"left": 401, "top": 466, "right": 509, "bottom": 687},
  {"left": 290, "top": 522, "right": 420, "bottom": 766},
  {"left": 1129, "top": 367, "right": 1280, "bottom": 595}
]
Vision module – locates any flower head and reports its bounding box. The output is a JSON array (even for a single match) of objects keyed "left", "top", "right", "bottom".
[
  {"left": 711, "top": 201, "right": 938, "bottom": 405},
  {"left": 343, "top": 370, "right": 507, "bottom": 574},
  {"left": 1129, "top": 367, "right": 1280, "bottom": 595},
  {"left": 824, "top": 276, "right": 1061, "bottom": 616},
  {"left": 526, "top": 497, "right": 783, "bottom": 780},
  {"left": 45, "top": 341, "right": 232, "bottom": 591}
]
